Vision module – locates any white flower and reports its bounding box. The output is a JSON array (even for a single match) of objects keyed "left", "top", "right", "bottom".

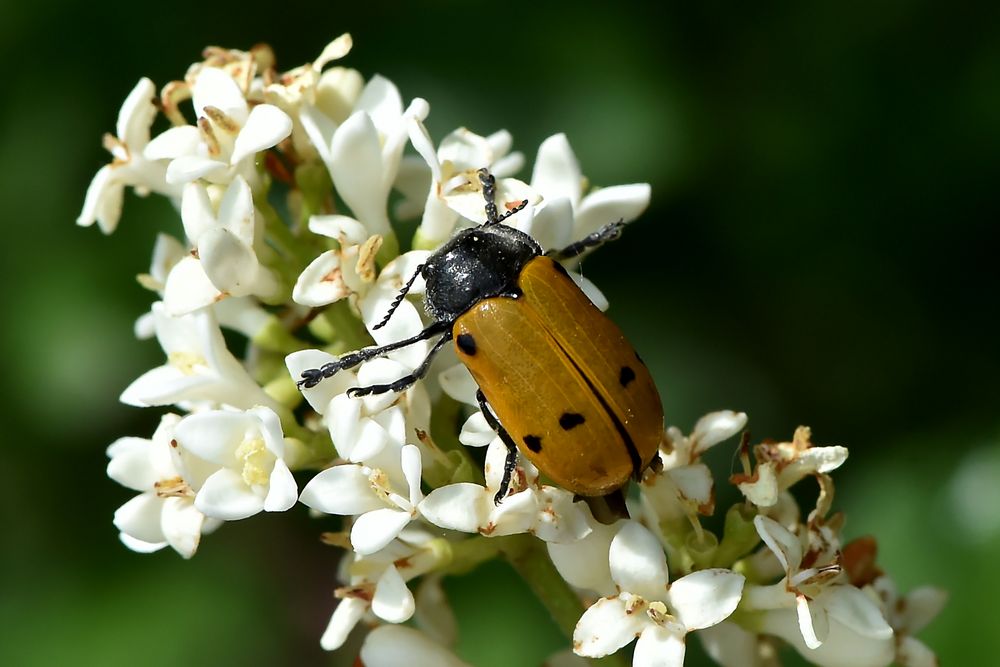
[
  {"left": 78, "top": 77, "right": 180, "bottom": 233},
  {"left": 641, "top": 411, "right": 747, "bottom": 529},
  {"left": 135, "top": 233, "right": 187, "bottom": 338},
  {"left": 173, "top": 406, "right": 298, "bottom": 520},
  {"left": 301, "top": 74, "right": 428, "bottom": 241},
  {"left": 291, "top": 215, "right": 389, "bottom": 307},
  {"left": 300, "top": 444, "right": 424, "bottom": 555},
  {"left": 660, "top": 410, "right": 748, "bottom": 470},
  {"left": 573, "top": 521, "right": 744, "bottom": 666},
  {"left": 360, "top": 625, "right": 470, "bottom": 667},
  {"left": 320, "top": 528, "right": 442, "bottom": 650},
  {"left": 419, "top": 437, "right": 592, "bottom": 543},
  {"left": 697, "top": 620, "right": 781, "bottom": 667},
  {"left": 286, "top": 347, "right": 431, "bottom": 466},
  {"left": 120, "top": 301, "right": 276, "bottom": 410},
  {"left": 262, "top": 33, "right": 354, "bottom": 156},
  {"left": 162, "top": 176, "right": 280, "bottom": 315},
  {"left": 526, "top": 133, "right": 650, "bottom": 257},
  {"left": 868, "top": 572, "right": 946, "bottom": 667},
  {"left": 735, "top": 426, "right": 848, "bottom": 508},
  {"left": 747, "top": 516, "right": 893, "bottom": 658},
  {"left": 407, "top": 123, "right": 535, "bottom": 247},
  {"left": 548, "top": 515, "right": 625, "bottom": 597},
  {"left": 107, "top": 414, "right": 218, "bottom": 558},
  {"left": 150, "top": 66, "right": 292, "bottom": 185}
]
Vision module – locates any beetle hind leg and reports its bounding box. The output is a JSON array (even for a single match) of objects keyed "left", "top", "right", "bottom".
[{"left": 477, "top": 389, "right": 519, "bottom": 505}]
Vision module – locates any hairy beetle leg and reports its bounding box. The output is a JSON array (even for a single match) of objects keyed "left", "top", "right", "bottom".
[{"left": 345, "top": 332, "right": 453, "bottom": 398}]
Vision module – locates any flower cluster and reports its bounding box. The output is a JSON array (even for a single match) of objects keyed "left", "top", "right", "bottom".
[{"left": 87, "top": 36, "right": 943, "bottom": 666}]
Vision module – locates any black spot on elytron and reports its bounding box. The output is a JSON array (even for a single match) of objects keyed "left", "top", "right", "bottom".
[
  {"left": 550, "top": 260, "right": 570, "bottom": 279},
  {"left": 523, "top": 435, "right": 542, "bottom": 452},
  {"left": 456, "top": 333, "right": 477, "bottom": 355},
  {"left": 559, "top": 412, "right": 586, "bottom": 430},
  {"left": 619, "top": 366, "right": 636, "bottom": 387}
]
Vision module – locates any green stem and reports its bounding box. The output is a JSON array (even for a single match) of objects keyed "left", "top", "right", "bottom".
[{"left": 499, "top": 535, "right": 630, "bottom": 667}]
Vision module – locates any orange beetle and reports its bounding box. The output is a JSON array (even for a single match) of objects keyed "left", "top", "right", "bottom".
[{"left": 298, "top": 169, "right": 663, "bottom": 503}]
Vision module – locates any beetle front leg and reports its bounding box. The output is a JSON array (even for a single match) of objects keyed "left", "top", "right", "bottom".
[
  {"left": 477, "top": 389, "right": 519, "bottom": 505},
  {"left": 547, "top": 220, "right": 625, "bottom": 260},
  {"left": 297, "top": 321, "right": 450, "bottom": 389},
  {"left": 346, "top": 333, "right": 453, "bottom": 398}
]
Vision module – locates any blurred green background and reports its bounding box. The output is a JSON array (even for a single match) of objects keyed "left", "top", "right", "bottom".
[{"left": 1, "top": 1, "right": 997, "bottom": 665}]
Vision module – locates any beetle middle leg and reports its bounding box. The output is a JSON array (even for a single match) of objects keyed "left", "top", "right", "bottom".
[
  {"left": 477, "top": 388, "right": 519, "bottom": 505},
  {"left": 547, "top": 220, "right": 626, "bottom": 260}
]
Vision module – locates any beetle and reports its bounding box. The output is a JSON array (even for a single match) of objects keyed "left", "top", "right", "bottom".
[{"left": 297, "top": 169, "right": 663, "bottom": 505}]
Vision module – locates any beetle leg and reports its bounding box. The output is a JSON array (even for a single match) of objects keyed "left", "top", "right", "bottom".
[
  {"left": 477, "top": 389, "right": 519, "bottom": 505},
  {"left": 297, "top": 321, "right": 451, "bottom": 389},
  {"left": 547, "top": 220, "right": 626, "bottom": 260},
  {"left": 346, "top": 332, "right": 453, "bottom": 397}
]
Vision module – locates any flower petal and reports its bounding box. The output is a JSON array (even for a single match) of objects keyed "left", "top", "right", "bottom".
[
  {"left": 166, "top": 155, "right": 228, "bottom": 185},
  {"left": 371, "top": 564, "right": 415, "bottom": 623},
  {"left": 667, "top": 569, "right": 745, "bottom": 631},
  {"left": 195, "top": 468, "right": 264, "bottom": 520},
  {"left": 160, "top": 497, "right": 204, "bottom": 559},
  {"left": 199, "top": 227, "right": 274, "bottom": 298},
  {"left": 175, "top": 411, "right": 250, "bottom": 466},
  {"left": 575, "top": 183, "right": 651, "bottom": 239},
  {"left": 568, "top": 271, "right": 609, "bottom": 311},
  {"left": 548, "top": 518, "right": 622, "bottom": 595},
  {"left": 633, "top": 624, "right": 686, "bottom": 667},
  {"left": 401, "top": 444, "right": 424, "bottom": 506},
  {"left": 320, "top": 597, "right": 366, "bottom": 651},
  {"left": 820, "top": 585, "right": 893, "bottom": 640},
  {"left": 114, "top": 493, "right": 166, "bottom": 544},
  {"left": 231, "top": 104, "right": 292, "bottom": 164},
  {"left": 144, "top": 125, "right": 201, "bottom": 161},
  {"left": 898, "top": 636, "right": 937, "bottom": 667},
  {"left": 285, "top": 349, "right": 356, "bottom": 414},
  {"left": 106, "top": 437, "right": 158, "bottom": 491},
  {"left": 459, "top": 412, "right": 495, "bottom": 447},
  {"left": 116, "top": 77, "right": 157, "bottom": 148},
  {"left": 573, "top": 596, "right": 645, "bottom": 658},
  {"left": 531, "top": 133, "right": 582, "bottom": 208},
  {"left": 797, "top": 594, "right": 828, "bottom": 649},
  {"left": 438, "top": 363, "right": 480, "bottom": 406},
  {"left": 689, "top": 411, "right": 748, "bottom": 456},
  {"left": 192, "top": 67, "right": 247, "bottom": 122},
  {"left": 299, "top": 465, "right": 384, "bottom": 515},
  {"left": 754, "top": 515, "right": 802, "bottom": 574},
  {"left": 351, "top": 507, "right": 412, "bottom": 555},
  {"left": 330, "top": 110, "right": 390, "bottom": 235},
  {"left": 609, "top": 521, "right": 670, "bottom": 600},
  {"left": 419, "top": 484, "right": 490, "bottom": 533},
  {"left": 360, "top": 625, "right": 471, "bottom": 667},
  {"left": 264, "top": 459, "right": 297, "bottom": 512}
]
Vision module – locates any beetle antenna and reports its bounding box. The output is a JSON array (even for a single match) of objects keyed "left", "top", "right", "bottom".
[
  {"left": 478, "top": 167, "right": 499, "bottom": 224},
  {"left": 495, "top": 199, "right": 529, "bottom": 224},
  {"left": 372, "top": 264, "right": 424, "bottom": 331}
]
